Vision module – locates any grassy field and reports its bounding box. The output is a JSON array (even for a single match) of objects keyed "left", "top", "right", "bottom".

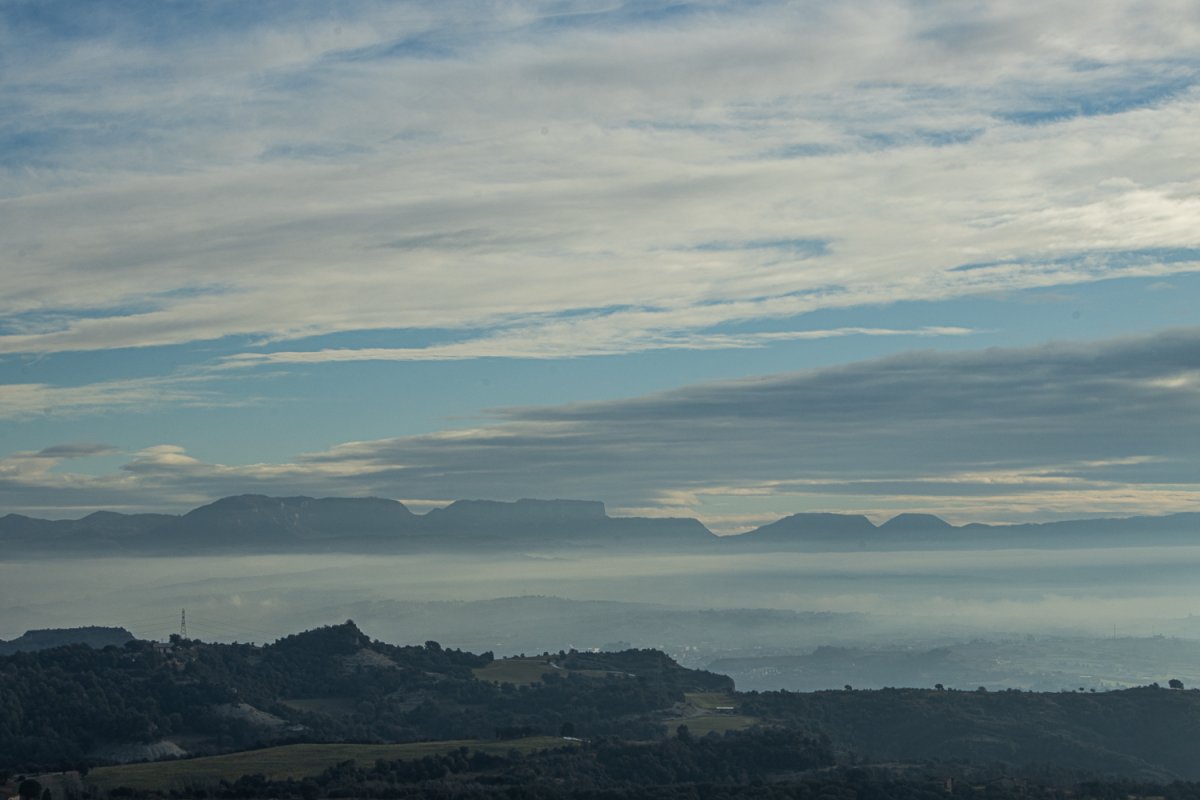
[
  {"left": 473, "top": 657, "right": 634, "bottom": 685},
  {"left": 473, "top": 657, "right": 564, "bottom": 685},
  {"left": 665, "top": 714, "right": 758, "bottom": 736},
  {"left": 684, "top": 692, "right": 738, "bottom": 710},
  {"left": 672, "top": 692, "right": 752, "bottom": 733},
  {"left": 279, "top": 697, "right": 358, "bottom": 716},
  {"left": 87, "top": 737, "right": 565, "bottom": 791}
]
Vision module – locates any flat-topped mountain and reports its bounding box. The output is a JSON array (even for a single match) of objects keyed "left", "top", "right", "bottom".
[
  {"left": 0, "top": 626, "right": 135, "bottom": 655},
  {"left": 0, "top": 494, "right": 715, "bottom": 555},
  {"left": 171, "top": 494, "right": 416, "bottom": 546},
  {"left": 1, "top": 495, "right": 1196, "bottom": 556}
]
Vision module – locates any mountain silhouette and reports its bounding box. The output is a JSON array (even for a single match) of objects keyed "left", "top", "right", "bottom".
[
  {"left": 878, "top": 513, "right": 953, "bottom": 532},
  {"left": 1, "top": 496, "right": 1196, "bottom": 555}
]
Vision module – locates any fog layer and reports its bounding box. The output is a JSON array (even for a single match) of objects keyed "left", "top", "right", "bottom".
[{"left": 5, "top": 545, "right": 1200, "bottom": 692}]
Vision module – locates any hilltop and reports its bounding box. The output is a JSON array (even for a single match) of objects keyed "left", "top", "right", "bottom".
[
  {"left": 5, "top": 622, "right": 1200, "bottom": 793},
  {"left": 0, "top": 621, "right": 730, "bottom": 774},
  {"left": 0, "top": 626, "right": 134, "bottom": 655}
]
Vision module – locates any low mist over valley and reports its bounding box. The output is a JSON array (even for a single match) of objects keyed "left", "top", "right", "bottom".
[
  {"left": 5, "top": 494, "right": 1200, "bottom": 694},
  {"left": 5, "top": 1, "right": 1200, "bottom": 795}
]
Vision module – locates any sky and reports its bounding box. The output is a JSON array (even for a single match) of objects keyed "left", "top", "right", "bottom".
[{"left": 1, "top": 0, "right": 1198, "bottom": 532}]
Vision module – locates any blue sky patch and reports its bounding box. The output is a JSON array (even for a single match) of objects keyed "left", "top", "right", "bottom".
[
  {"left": 690, "top": 239, "right": 830, "bottom": 257},
  {"left": 998, "top": 72, "right": 1197, "bottom": 125}
]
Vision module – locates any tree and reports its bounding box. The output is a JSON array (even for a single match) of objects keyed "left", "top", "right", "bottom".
[
  {"left": 1169, "top": 678, "right": 1185, "bottom": 689},
  {"left": 18, "top": 779, "right": 42, "bottom": 800}
]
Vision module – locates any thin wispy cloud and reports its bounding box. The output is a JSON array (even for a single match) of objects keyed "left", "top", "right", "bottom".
[
  {"left": 221, "top": 325, "right": 975, "bottom": 365},
  {"left": 4, "top": 330, "right": 1197, "bottom": 525},
  {"left": 1, "top": 1, "right": 1198, "bottom": 360},
  {"left": 3, "top": 1, "right": 1199, "bottom": 522},
  {"left": 34, "top": 442, "right": 118, "bottom": 459},
  {"left": 0, "top": 375, "right": 252, "bottom": 421}
]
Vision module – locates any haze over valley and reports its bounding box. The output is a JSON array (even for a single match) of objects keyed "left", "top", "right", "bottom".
[
  {"left": 3, "top": 2, "right": 1200, "bottom": 795},
  {"left": 5, "top": 494, "right": 1200, "bottom": 693}
]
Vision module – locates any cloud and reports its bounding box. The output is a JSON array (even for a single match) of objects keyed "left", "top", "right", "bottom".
[
  {"left": 290, "top": 328, "right": 1200, "bottom": 513},
  {"left": 1, "top": 1, "right": 1198, "bottom": 360},
  {"left": 35, "top": 442, "right": 118, "bottom": 458},
  {"left": 220, "top": 325, "right": 975, "bottom": 365},
  {"left": 3, "top": 329, "right": 1197, "bottom": 524},
  {"left": 4, "top": 3, "right": 1200, "bottom": 522},
  {"left": 0, "top": 375, "right": 253, "bottom": 420}
]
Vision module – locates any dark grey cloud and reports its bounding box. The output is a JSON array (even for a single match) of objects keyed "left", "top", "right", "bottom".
[
  {"left": 3, "top": 330, "right": 1196, "bottom": 522},
  {"left": 293, "top": 327, "right": 1200, "bottom": 506},
  {"left": 35, "top": 442, "right": 118, "bottom": 458}
]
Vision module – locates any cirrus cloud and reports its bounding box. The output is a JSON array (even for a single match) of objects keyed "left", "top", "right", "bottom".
[{"left": 1, "top": 0, "right": 1198, "bottom": 361}]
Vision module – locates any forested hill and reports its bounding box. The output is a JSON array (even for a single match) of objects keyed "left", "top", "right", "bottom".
[
  {"left": 0, "top": 627, "right": 134, "bottom": 655},
  {"left": 7, "top": 621, "right": 1200, "bottom": 783},
  {"left": 740, "top": 684, "right": 1200, "bottom": 781},
  {"left": 0, "top": 622, "right": 731, "bottom": 773}
]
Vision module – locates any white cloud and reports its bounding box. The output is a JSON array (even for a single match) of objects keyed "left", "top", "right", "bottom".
[
  {"left": 0, "top": 375, "right": 250, "bottom": 420},
  {"left": 3, "top": 328, "right": 1197, "bottom": 524},
  {"left": 1, "top": 1, "right": 1198, "bottom": 358},
  {"left": 220, "top": 325, "right": 975, "bottom": 365}
]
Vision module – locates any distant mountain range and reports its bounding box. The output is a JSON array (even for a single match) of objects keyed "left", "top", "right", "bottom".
[
  {"left": 748, "top": 508, "right": 1200, "bottom": 548},
  {"left": 1, "top": 494, "right": 1196, "bottom": 556},
  {"left": 0, "top": 495, "right": 709, "bottom": 555}
]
